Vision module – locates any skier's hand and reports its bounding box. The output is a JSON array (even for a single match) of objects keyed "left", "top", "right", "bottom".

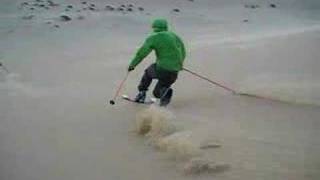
[{"left": 128, "top": 66, "right": 135, "bottom": 72}]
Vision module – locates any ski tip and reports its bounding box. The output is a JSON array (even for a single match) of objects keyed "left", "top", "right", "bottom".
[
  {"left": 150, "top": 98, "right": 157, "bottom": 103},
  {"left": 122, "top": 94, "right": 129, "bottom": 99},
  {"left": 121, "top": 94, "right": 155, "bottom": 105}
]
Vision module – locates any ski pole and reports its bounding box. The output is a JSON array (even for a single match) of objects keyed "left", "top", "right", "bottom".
[
  {"left": 0, "top": 62, "right": 9, "bottom": 74},
  {"left": 183, "top": 68, "right": 280, "bottom": 102},
  {"left": 109, "top": 72, "right": 130, "bottom": 105},
  {"left": 183, "top": 68, "right": 237, "bottom": 94}
]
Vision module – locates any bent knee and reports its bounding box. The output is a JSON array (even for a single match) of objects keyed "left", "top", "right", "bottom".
[{"left": 153, "top": 89, "right": 161, "bottom": 98}]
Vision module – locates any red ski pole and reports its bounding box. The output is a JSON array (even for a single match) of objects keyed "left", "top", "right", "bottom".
[
  {"left": 109, "top": 72, "right": 130, "bottom": 105},
  {"left": 183, "top": 68, "right": 237, "bottom": 94}
]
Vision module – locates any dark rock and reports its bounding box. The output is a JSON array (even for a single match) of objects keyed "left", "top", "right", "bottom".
[
  {"left": 173, "top": 8, "right": 180, "bottom": 12},
  {"left": 90, "top": 4, "right": 95, "bottom": 7},
  {"left": 36, "top": 0, "right": 43, "bottom": 2},
  {"left": 21, "top": 2, "right": 29, "bottom": 6},
  {"left": 127, "top": 8, "right": 133, "bottom": 12},
  {"left": 270, "top": 4, "right": 277, "bottom": 8},
  {"left": 39, "top": 4, "right": 45, "bottom": 7},
  {"left": 8, "top": 29, "right": 14, "bottom": 33},
  {"left": 249, "top": 4, "right": 260, "bottom": 9},
  {"left": 138, "top": 7, "right": 144, "bottom": 11},
  {"left": 46, "top": 21, "right": 52, "bottom": 24},
  {"left": 81, "top": 2, "right": 87, "bottom": 5},
  {"left": 117, "top": 7, "right": 124, "bottom": 11},
  {"left": 105, "top": 5, "right": 115, "bottom": 11},
  {"left": 54, "top": 24, "right": 60, "bottom": 28},
  {"left": 77, "top": 15, "right": 85, "bottom": 20},
  {"left": 243, "top": 19, "right": 249, "bottom": 22},
  {"left": 120, "top": 4, "right": 126, "bottom": 8},
  {"left": 22, "top": 15, "right": 35, "bottom": 20},
  {"left": 48, "top": 1, "right": 59, "bottom": 7},
  {"left": 89, "top": 7, "right": 95, "bottom": 11},
  {"left": 67, "top": 5, "right": 73, "bottom": 9},
  {"left": 30, "top": 7, "right": 35, "bottom": 10},
  {"left": 60, "top": 15, "right": 72, "bottom": 21},
  {"left": 128, "top": 4, "right": 134, "bottom": 7},
  {"left": 244, "top": 4, "right": 259, "bottom": 9}
]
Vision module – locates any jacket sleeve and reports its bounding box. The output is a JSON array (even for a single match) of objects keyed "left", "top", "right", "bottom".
[
  {"left": 177, "top": 36, "right": 186, "bottom": 61},
  {"left": 180, "top": 39, "right": 186, "bottom": 61},
  {"left": 129, "top": 36, "right": 153, "bottom": 68}
]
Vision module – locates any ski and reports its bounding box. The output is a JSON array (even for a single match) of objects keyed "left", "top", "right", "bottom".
[{"left": 121, "top": 94, "right": 156, "bottom": 105}]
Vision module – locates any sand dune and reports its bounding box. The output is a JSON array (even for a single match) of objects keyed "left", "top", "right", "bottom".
[{"left": 1, "top": 0, "right": 320, "bottom": 179}]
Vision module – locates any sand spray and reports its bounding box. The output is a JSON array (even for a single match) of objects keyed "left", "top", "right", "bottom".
[{"left": 134, "top": 105, "right": 230, "bottom": 175}]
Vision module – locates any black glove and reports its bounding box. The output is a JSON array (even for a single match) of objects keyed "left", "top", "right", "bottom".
[{"left": 128, "top": 66, "right": 135, "bottom": 72}]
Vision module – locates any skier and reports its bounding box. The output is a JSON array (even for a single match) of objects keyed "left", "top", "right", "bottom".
[{"left": 128, "top": 18, "right": 186, "bottom": 106}]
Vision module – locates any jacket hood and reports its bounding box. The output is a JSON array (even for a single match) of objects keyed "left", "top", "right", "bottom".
[{"left": 152, "top": 19, "right": 168, "bottom": 32}]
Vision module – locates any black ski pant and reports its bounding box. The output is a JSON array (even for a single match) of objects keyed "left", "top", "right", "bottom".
[{"left": 138, "top": 64, "right": 178, "bottom": 98}]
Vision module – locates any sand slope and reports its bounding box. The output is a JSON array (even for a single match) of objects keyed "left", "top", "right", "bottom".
[{"left": 1, "top": 0, "right": 320, "bottom": 180}]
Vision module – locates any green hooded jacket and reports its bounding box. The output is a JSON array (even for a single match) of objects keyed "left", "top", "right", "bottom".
[{"left": 129, "top": 19, "right": 186, "bottom": 72}]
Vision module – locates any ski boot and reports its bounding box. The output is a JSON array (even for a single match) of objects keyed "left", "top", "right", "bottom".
[
  {"left": 134, "top": 91, "right": 146, "bottom": 103},
  {"left": 160, "top": 88, "right": 173, "bottom": 107}
]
